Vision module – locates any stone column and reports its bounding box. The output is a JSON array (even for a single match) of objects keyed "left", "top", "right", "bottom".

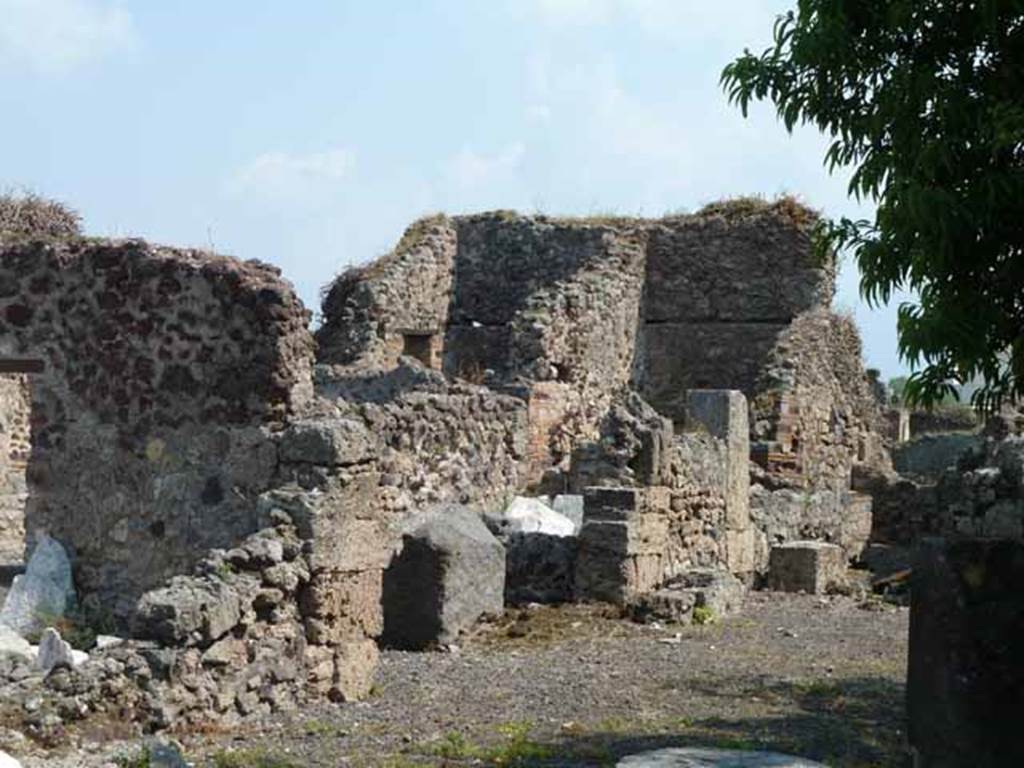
[
  {"left": 686, "top": 390, "right": 756, "bottom": 578},
  {"left": 907, "top": 537, "right": 1024, "bottom": 767}
]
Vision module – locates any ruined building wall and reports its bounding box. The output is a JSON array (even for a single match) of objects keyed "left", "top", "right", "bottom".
[
  {"left": 0, "top": 237, "right": 315, "bottom": 612},
  {"left": 573, "top": 389, "right": 756, "bottom": 602},
  {"left": 635, "top": 208, "right": 834, "bottom": 420},
  {"left": 317, "top": 201, "right": 888, "bottom": 565},
  {"left": 751, "top": 309, "right": 889, "bottom": 491},
  {"left": 0, "top": 374, "right": 30, "bottom": 563},
  {"left": 316, "top": 364, "right": 530, "bottom": 518},
  {"left": 445, "top": 215, "right": 645, "bottom": 388},
  {"left": 447, "top": 214, "right": 648, "bottom": 483},
  {"left": 747, "top": 310, "right": 886, "bottom": 562},
  {"left": 317, "top": 216, "right": 456, "bottom": 368}
]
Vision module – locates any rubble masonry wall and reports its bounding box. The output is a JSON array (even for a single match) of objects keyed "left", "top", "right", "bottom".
[{"left": 0, "top": 237, "right": 315, "bottom": 612}]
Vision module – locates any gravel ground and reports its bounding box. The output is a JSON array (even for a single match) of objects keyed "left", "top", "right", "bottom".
[{"left": 18, "top": 591, "right": 909, "bottom": 768}]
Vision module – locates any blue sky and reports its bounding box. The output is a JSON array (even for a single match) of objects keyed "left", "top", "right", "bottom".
[{"left": 0, "top": 0, "right": 912, "bottom": 378}]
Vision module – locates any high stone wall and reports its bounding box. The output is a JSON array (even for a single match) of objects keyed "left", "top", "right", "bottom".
[
  {"left": 636, "top": 207, "right": 834, "bottom": 419},
  {"left": 0, "top": 236, "right": 315, "bottom": 612}
]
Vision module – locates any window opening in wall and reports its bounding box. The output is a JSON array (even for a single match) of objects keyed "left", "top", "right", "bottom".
[{"left": 402, "top": 333, "right": 436, "bottom": 368}]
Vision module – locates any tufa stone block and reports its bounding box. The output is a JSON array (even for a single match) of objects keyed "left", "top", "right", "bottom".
[
  {"left": 686, "top": 390, "right": 750, "bottom": 532},
  {"left": 767, "top": 541, "right": 845, "bottom": 594},
  {"left": 380, "top": 506, "right": 505, "bottom": 649}
]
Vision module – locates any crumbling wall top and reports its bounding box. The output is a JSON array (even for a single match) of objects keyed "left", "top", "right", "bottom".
[{"left": 0, "top": 237, "right": 315, "bottom": 431}]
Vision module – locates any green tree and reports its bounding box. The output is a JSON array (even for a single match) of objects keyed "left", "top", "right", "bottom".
[{"left": 721, "top": 1, "right": 1024, "bottom": 412}]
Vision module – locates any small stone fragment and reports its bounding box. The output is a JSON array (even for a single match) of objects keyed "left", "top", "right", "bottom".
[
  {"left": 35, "top": 628, "right": 76, "bottom": 674},
  {"left": 617, "top": 747, "right": 825, "bottom": 766}
]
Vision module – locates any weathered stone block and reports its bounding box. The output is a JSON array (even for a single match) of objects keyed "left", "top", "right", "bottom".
[
  {"left": 300, "top": 569, "right": 383, "bottom": 643},
  {"left": 907, "top": 537, "right": 1024, "bottom": 767},
  {"left": 380, "top": 507, "right": 505, "bottom": 649},
  {"left": 723, "top": 527, "right": 757, "bottom": 578},
  {"left": 259, "top": 478, "right": 391, "bottom": 572},
  {"left": 628, "top": 568, "right": 744, "bottom": 624},
  {"left": 575, "top": 543, "right": 664, "bottom": 605},
  {"left": 132, "top": 575, "right": 245, "bottom": 646},
  {"left": 330, "top": 638, "right": 379, "bottom": 702},
  {"left": 551, "top": 494, "right": 584, "bottom": 532},
  {"left": 767, "top": 541, "right": 845, "bottom": 594},
  {"left": 617, "top": 746, "right": 826, "bottom": 767},
  {"left": 686, "top": 390, "right": 750, "bottom": 532},
  {"left": 577, "top": 516, "right": 667, "bottom": 558},
  {"left": 838, "top": 491, "right": 872, "bottom": 560},
  {"left": 278, "top": 418, "right": 379, "bottom": 467},
  {"left": 583, "top": 486, "right": 669, "bottom": 523}
]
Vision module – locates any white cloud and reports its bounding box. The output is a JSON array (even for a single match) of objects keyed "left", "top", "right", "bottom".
[
  {"left": 448, "top": 142, "right": 526, "bottom": 187},
  {"left": 228, "top": 148, "right": 356, "bottom": 197},
  {"left": 0, "top": 0, "right": 134, "bottom": 74}
]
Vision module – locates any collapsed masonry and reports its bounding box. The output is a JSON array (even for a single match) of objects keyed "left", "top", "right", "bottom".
[{"left": 0, "top": 197, "right": 892, "bottom": 732}]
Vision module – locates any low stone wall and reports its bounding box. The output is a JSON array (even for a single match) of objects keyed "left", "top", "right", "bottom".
[
  {"left": 859, "top": 435, "right": 1024, "bottom": 547},
  {"left": 909, "top": 405, "right": 978, "bottom": 436},
  {"left": 749, "top": 484, "right": 873, "bottom": 565},
  {"left": 316, "top": 362, "right": 530, "bottom": 519}
]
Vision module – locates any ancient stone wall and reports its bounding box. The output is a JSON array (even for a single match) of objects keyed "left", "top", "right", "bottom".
[
  {"left": 315, "top": 363, "right": 529, "bottom": 518},
  {"left": 446, "top": 215, "right": 646, "bottom": 389},
  {"left": 751, "top": 309, "right": 889, "bottom": 492},
  {"left": 317, "top": 216, "right": 455, "bottom": 368},
  {"left": 573, "top": 390, "right": 756, "bottom": 602},
  {"left": 318, "top": 201, "right": 865, "bottom": 493},
  {"left": 0, "top": 374, "right": 30, "bottom": 563},
  {"left": 0, "top": 237, "right": 315, "bottom": 611},
  {"left": 318, "top": 199, "right": 888, "bottom": 576},
  {"left": 636, "top": 207, "right": 834, "bottom": 420}
]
